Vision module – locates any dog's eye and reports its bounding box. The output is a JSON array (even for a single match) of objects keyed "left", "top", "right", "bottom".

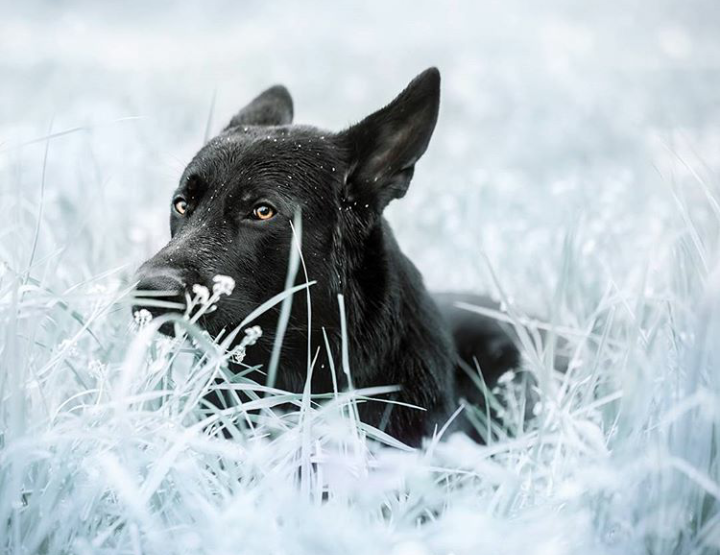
[
  {"left": 174, "top": 198, "right": 188, "bottom": 215},
  {"left": 252, "top": 204, "right": 276, "bottom": 221}
]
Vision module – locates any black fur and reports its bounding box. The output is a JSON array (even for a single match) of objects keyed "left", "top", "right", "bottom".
[{"left": 134, "top": 68, "right": 519, "bottom": 446}]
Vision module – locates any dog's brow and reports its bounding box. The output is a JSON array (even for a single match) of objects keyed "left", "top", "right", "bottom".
[{"left": 178, "top": 172, "right": 203, "bottom": 190}]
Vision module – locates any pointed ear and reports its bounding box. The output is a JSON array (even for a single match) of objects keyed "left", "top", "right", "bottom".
[
  {"left": 225, "top": 85, "right": 294, "bottom": 129},
  {"left": 339, "top": 67, "right": 440, "bottom": 211}
]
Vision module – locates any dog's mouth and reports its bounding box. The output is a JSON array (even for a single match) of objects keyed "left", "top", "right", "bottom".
[
  {"left": 131, "top": 282, "right": 240, "bottom": 338},
  {"left": 131, "top": 288, "right": 187, "bottom": 336}
]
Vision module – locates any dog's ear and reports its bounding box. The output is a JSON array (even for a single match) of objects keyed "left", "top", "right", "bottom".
[
  {"left": 225, "top": 85, "right": 294, "bottom": 128},
  {"left": 340, "top": 67, "right": 440, "bottom": 212}
]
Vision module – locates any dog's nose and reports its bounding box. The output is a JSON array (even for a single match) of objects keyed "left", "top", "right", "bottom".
[{"left": 132, "top": 270, "right": 187, "bottom": 331}]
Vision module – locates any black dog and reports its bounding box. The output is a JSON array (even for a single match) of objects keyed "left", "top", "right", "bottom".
[{"left": 134, "top": 68, "right": 519, "bottom": 446}]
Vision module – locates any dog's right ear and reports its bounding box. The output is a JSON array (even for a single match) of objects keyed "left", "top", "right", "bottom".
[
  {"left": 225, "top": 85, "right": 294, "bottom": 129},
  {"left": 339, "top": 67, "right": 440, "bottom": 213}
]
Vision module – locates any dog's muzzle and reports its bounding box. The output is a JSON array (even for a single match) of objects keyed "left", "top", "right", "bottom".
[{"left": 132, "top": 266, "right": 187, "bottom": 333}]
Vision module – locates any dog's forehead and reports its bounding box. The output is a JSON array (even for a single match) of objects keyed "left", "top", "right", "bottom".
[{"left": 183, "top": 125, "right": 339, "bottom": 189}]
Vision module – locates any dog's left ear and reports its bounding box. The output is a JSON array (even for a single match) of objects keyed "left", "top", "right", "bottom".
[
  {"left": 225, "top": 85, "right": 294, "bottom": 129},
  {"left": 340, "top": 67, "right": 440, "bottom": 212}
]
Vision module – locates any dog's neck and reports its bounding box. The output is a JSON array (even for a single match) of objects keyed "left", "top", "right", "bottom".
[
  {"left": 240, "top": 215, "right": 458, "bottom": 445},
  {"left": 329, "top": 217, "right": 456, "bottom": 413}
]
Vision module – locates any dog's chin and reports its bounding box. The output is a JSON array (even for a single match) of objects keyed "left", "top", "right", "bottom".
[
  {"left": 193, "top": 315, "right": 248, "bottom": 346},
  {"left": 148, "top": 311, "right": 248, "bottom": 344},
  {"left": 157, "top": 321, "right": 177, "bottom": 337}
]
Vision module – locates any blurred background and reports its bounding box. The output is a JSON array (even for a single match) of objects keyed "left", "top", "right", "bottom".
[
  {"left": 2, "top": 0, "right": 719, "bottom": 314},
  {"left": 2, "top": 3, "right": 720, "bottom": 554}
]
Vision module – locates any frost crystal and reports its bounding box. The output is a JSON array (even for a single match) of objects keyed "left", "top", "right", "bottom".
[
  {"left": 88, "top": 283, "right": 108, "bottom": 295},
  {"left": 58, "top": 339, "right": 78, "bottom": 357},
  {"left": 88, "top": 360, "right": 106, "bottom": 379},
  {"left": 229, "top": 349, "right": 246, "bottom": 364},
  {"left": 192, "top": 283, "right": 210, "bottom": 305},
  {"left": 497, "top": 370, "right": 516, "bottom": 384},
  {"left": 244, "top": 325, "right": 263, "bottom": 344},
  {"left": 212, "top": 275, "right": 235, "bottom": 296},
  {"left": 133, "top": 308, "right": 153, "bottom": 329},
  {"left": 228, "top": 326, "right": 263, "bottom": 363}
]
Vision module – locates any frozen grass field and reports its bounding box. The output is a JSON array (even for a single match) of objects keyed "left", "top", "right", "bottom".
[{"left": 2, "top": 1, "right": 720, "bottom": 553}]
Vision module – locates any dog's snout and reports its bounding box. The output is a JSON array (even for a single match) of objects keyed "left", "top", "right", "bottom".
[
  {"left": 136, "top": 273, "right": 183, "bottom": 294},
  {"left": 132, "top": 268, "right": 187, "bottom": 329}
]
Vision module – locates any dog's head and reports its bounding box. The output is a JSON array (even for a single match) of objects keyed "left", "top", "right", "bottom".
[{"left": 134, "top": 68, "right": 440, "bottom": 338}]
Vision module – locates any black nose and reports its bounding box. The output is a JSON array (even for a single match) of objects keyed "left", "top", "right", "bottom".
[{"left": 132, "top": 270, "right": 187, "bottom": 332}]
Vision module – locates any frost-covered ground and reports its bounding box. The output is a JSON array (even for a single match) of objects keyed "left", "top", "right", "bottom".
[{"left": 2, "top": 1, "right": 720, "bottom": 553}]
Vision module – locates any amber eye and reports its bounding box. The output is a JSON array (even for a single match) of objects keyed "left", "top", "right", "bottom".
[
  {"left": 252, "top": 204, "right": 276, "bottom": 221},
  {"left": 174, "top": 198, "right": 188, "bottom": 215}
]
